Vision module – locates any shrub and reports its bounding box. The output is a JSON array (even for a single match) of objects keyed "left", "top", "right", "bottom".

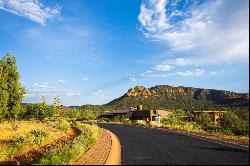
[
  {"left": 220, "top": 111, "right": 248, "bottom": 135},
  {"left": 99, "top": 117, "right": 111, "bottom": 122},
  {"left": 162, "top": 110, "right": 201, "bottom": 132},
  {"left": 149, "top": 121, "right": 159, "bottom": 127},
  {"left": 10, "top": 121, "right": 19, "bottom": 131},
  {"left": 8, "top": 130, "right": 49, "bottom": 157},
  {"left": 196, "top": 113, "right": 220, "bottom": 132},
  {"left": 56, "top": 119, "right": 71, "bottom": 132},
  {"left": 79, "top": 109, "right": 97, "bottom": 120},
  {"left": 235, "top": 108, "right": 249, "bottom": 121},
  {"left": 30, "top": 130, "right": 49, "bottom": 145},
  {"left": 68, "top": 108, "right": 80, "bottom": 120},
  {"left": 15, "top": 130, "right": 49, "bottom": 145},
  {"left": 133, "top": 120, "right": 147, "bottom": 126}
]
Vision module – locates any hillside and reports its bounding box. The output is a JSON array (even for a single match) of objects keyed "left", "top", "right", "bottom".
[{"left": 106, "top": 85, "right": 249, "bottom": 110}]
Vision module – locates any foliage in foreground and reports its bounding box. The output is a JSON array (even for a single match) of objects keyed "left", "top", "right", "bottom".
[{"left": 36, "top": 123, "right": 99, "bottom": 165}]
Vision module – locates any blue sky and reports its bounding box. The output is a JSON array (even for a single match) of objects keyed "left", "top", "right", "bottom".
[{"left": 0, "top": 0, "right": 249, "bottom": 106}]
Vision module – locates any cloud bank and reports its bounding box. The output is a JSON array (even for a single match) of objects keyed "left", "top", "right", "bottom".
[
  {"left": 0, "top": 0, "right": 60, "bottom": 25},
  {"left": 138, "top": 0, "right": 249, "bottom": 66}
]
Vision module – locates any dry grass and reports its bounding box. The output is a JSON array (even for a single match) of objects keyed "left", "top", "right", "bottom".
[
  {"left": 0, "top": 120, "right": 71, "bottom": 162},
  {"left": 36, "top": 122, "right": 100, "bottom": 165},
  {"left": 204, "top": 131, "right": 249, "bottom": 144}
]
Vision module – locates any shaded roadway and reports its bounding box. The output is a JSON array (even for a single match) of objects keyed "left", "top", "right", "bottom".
[{"left": 98, "top": 123, "right": 249, "bottom": 165}]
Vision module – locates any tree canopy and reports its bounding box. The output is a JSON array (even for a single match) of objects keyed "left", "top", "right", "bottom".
[{"left": 0, "top": 53, "right": 25, "bottom": 120}]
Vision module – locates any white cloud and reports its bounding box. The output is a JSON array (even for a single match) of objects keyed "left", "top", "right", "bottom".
[
  {"left": 150, "top": 57, "right": 197, "bottom": 73},
  {"left": 0, "top": 0, "right": 61, "bottom": 25},
  {"left": 33, "top": 82, "right": 48, "bottom": 89},
  {"left": 82, "top": 77, "right": 89, "bottom": 81},
  {"left": 153, "top": 64, "right": 175, "bottom": 71},
  {"left": 208, "top": 70, "right": 226, "bottom": 75},
  {"left": 209, "top": 71, "right": 219, "bottom": 75},
  {"left": 139, "top": 73, "right": 146, "bottom": 77},
  {"left": 26, "top": 89, "right": 56, "bottom": 98},
  {"left": 58, "top": 80, "right": 66, "bottom": 83},
  {"left": 163, "top": 58, "right": 195, "bottom": 66},
  {"left": 124, "top": 74, "right": 137, "bottom": 82},
  {"left": 92, "top": 89, "right": 103, "bottom": 95},
  {"left": 66, "top": 92, "right": 80, "bottom": 96},
  {"left": 25, "top": 89, "right": 83, "bottom": 105},
  {"left": 44, "top": 56, "right": 52, "bottom": 60},
  {"left": 149, "top": 74, "right": 161, "bottom": 77},
  {"left": 171, "top": 69, "right": 205, "bottom": 77},
  {"left": 138, "top": 0, "right": 249, "bottom": 64},
  {"left": 129, "top": 76, "right": 137, "bottom": 82},
  {"left": 38, "top": 84, "right": 47, "bottom": 88},
  {"left": 145, "top": 69, "right": 153, "bottom": 74}
]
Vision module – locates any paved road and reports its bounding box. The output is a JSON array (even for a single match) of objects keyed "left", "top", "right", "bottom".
[{"left": 98, "top": 123, "right": 249, "bottom": 165}]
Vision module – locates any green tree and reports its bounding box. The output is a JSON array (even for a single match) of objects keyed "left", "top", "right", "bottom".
[
  {"left": 79, "top": 109, "right": 97, "bottom": 120},
  {"left": 0, "top": 59, "right": 8, "bottom": 120},
  {"left": 68, "top": 108, "right": 80, "bottom": 119},
  {"left": 25, "top": 96, "right": 55, "bottom": 120},
  {"left": 39, "top": 96, "right": 48, "bottom": 120},
  {"left": 53, "top": 96, "right": 61, "bottom": 116},
  {"left": 1, "top": 53, "right": 25, "bottom": 120},
  {"left": 39, "top": 96, "right": 56, "bottom": 120}
]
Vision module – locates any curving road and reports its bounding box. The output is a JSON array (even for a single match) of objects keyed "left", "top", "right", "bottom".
[{"left": 98, "top": 123, "right": 249, "bottom": 165}]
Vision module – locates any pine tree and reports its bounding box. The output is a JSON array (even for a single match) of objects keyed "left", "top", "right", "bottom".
[{"left": 1, "top": 53, "right": 25, "bottom": 120}]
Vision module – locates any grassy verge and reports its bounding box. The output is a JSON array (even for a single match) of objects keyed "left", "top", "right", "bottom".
[
  {"left": 196, "top": 130, "right": 249, "bottom": 144},
  {"left": 36, "top": 122, "right": 99, "bottom": 165},
  {"left": 0, "top": 120, "right": 71, "bottom": 162},
  {"left": 162, "top": 121, "right": 202, "bottom": 133},
  {"left": 161, "top": 121, "right": 249, "bottom": 144}
]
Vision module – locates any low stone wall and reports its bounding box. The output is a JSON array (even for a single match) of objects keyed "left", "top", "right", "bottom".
[{"left": 75, "top": 128, "right": 121, "bottom": 165}]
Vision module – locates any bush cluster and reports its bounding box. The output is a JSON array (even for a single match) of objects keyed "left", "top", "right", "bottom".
[
  {"left": 8, "top": 130, "right": 49, "bottom": 157},
  {"left": 220, "top": 111, "right": 249, "bottom": 135}
]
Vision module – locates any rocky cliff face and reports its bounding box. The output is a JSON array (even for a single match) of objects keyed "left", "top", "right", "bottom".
[{"left": 106, "top": 85, "right": 249, "bottom": 110}]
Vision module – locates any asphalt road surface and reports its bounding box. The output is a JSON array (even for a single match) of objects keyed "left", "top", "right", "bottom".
[{"left": 98, "top": 123, "right": 249, "bottom": 165}]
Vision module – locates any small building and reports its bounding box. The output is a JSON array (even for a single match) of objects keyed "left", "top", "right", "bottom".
[
  {"left": 98, "top": 109, "right": 132, "bottom": 119},
  {"left": 99, "top": 105, "right": 171, "bottom": 123}
]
